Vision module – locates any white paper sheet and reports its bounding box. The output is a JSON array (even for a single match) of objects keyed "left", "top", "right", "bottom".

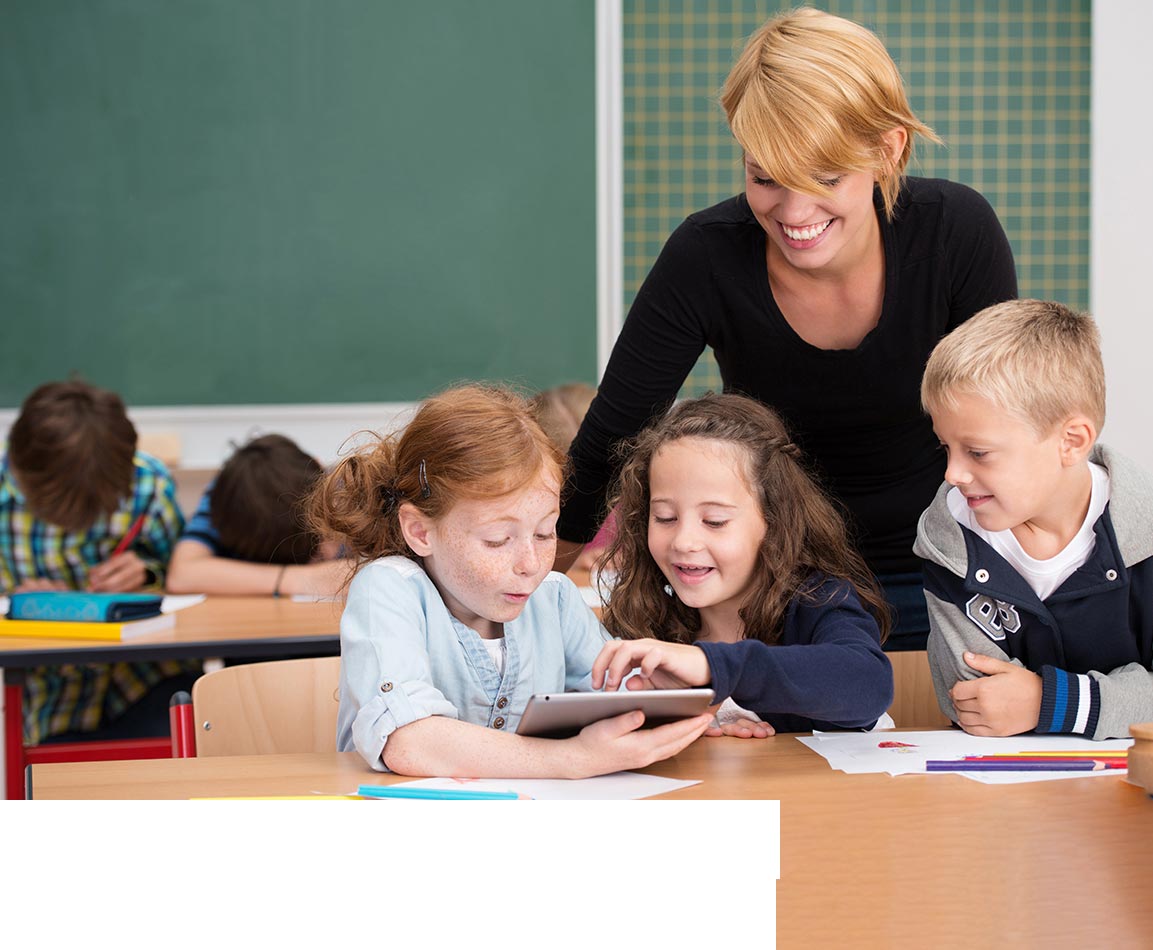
[
  {"left": 797, "top": 729, "right": 1132, "bottom": 784},
  {"left": 382, "top": 771, "right": 700, "bottom": 800},
  {"left": 160, "top": 594, "right": 206, "bottom": 613}
]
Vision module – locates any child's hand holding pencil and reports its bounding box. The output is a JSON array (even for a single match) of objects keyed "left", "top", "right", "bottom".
[{"left": 88, "top": 513, "right": 152, "bottom": 592}]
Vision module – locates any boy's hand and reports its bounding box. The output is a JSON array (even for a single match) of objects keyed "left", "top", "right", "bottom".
[
  {"left": 949, "top": 651, "right": 1042, "bottom": 736},
  {"left": 591, "top": 638, "right": 711, "bottom": 693},
  {"left": 88, "top": 552, "right": 149, "bottom": 592},
  {"left": 12, "top": 578, "right": 70, "bottom": 593}
]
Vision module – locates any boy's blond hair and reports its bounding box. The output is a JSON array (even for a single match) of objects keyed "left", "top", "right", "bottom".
[
  {"left": 720, "top": 7, "right": 939, "bottom": 219},
  {"left": 921, "top": 299, "right": 1106, "bottom": 437}
]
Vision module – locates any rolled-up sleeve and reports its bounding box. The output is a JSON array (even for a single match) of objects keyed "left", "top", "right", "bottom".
[{"left": 339, "top": 563, "right": 459, "bottom": 769}]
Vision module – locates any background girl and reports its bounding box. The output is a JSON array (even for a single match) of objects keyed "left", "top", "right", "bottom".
[
  {"left": 594, "top": 393, "right": 893, "bottom": 735},
  {"left": 309, "top": 383, "right": 710, "bottom": 777}
]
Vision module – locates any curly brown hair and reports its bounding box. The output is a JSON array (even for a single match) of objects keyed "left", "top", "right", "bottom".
[
  {"left": 600, "top": 393, "right": 889, "bottom": 645},
  {"left": 307, "top": 383, "right": 564, "bottom": 571}
]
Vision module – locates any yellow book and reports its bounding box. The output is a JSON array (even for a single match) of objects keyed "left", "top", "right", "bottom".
[{"left": 0, "top": 612, "right": 176, "bottom": 642}]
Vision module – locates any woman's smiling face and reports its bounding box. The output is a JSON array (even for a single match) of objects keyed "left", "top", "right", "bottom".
[{"left": 744, "top": 160, "right": 880, "bottom": 275}]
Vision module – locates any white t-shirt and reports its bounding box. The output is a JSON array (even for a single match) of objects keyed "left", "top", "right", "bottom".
[
  {"left": 947, "top": 462, "right": 1111, "bottom": 601},
  {"left": 480, "top": 635, "right": 508, "bottom": 675}
]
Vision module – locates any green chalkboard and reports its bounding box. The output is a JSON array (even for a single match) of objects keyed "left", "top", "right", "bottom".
[{"left": 0, "top": 1, "right": 596, "bottom": 406}]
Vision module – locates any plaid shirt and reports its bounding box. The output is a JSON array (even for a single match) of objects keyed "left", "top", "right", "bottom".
[{"left": 0, "top": 450, "right": 193, "bottom": 744}]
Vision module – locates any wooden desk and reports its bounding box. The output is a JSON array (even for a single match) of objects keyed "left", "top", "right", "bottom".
[
  {"left": 0, "top": 596, "right": 342, "bottom": 798},
  {"left": 29, "top": 735, "right": 1153, "bottom": 947}
]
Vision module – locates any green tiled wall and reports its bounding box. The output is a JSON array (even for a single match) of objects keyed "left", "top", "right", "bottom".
[{"left": 622, "top": 1, "right": 1091, "bottom": 394}]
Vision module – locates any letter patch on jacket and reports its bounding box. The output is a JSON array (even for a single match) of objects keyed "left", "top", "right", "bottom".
[{"left": 965, "top": 595, "right": 1021, "bottom": 642}]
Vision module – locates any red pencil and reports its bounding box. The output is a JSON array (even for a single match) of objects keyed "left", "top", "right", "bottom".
[{"left": 112, "top": 513, "right": 147, "bottom": 556}]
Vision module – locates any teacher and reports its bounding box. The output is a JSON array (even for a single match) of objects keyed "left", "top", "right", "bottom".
[{"left": 557, "top": 8, "right": 1017, "bottom": 651}]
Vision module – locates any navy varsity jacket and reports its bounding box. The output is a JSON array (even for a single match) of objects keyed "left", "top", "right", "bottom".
[{"left": 914, "top": 445, "right": 1153, "bottom": 739}]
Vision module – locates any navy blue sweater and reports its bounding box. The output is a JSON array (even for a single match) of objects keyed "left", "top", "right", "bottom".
[{"left": 695, "top": 575, "right": 893, "bottom": 733}]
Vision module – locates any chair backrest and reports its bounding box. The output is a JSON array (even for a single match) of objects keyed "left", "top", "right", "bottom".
[
  {"left": 885, "top": 650, "right": 953, "bottom": 729},
  {"left": 190, "top": 656, "right": 341, "bottom": 757}
]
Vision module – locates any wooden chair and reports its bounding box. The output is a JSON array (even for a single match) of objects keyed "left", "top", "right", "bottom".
[
  {"left": 885, "top": 650, "right": 953, "bottom": 729},
  {"left": 169, "top": 656, "right": 341, "bottom": 757}
]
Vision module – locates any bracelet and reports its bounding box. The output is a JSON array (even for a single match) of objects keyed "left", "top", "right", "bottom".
[{"left": 273, "top": 564, "right": 288, "bottom": 598}]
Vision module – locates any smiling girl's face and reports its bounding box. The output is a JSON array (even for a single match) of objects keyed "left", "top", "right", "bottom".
[{"left": 647, "top": 437, "right": 767, "bottom": 639}]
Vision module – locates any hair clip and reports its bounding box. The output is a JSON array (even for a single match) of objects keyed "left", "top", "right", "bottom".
[
  {"left": 379, "top": 486, "right": 401, "bottom": 514},
  {"left": 418, "top": 459, "right": 432, "bottom": 499}
]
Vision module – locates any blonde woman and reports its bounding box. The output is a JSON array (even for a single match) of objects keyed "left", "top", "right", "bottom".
[{"left": 559, "top": 9, "right": 1017, "bottom": 651}]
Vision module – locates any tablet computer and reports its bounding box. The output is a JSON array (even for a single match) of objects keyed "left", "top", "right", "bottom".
[{"left": 515, "top": 688, "right": 715, "bottom": 739}]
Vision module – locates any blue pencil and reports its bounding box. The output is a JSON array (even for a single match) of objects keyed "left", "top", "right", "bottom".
[
  {"left": 925, "top": 760, "right": 1102, "bottom": 772},
  {"left": 357, "top": 784, "right": 520, "bottom": 800}
]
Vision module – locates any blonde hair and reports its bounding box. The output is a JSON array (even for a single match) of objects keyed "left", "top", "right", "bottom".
[
  {"left": 921, "top": 300, "right": 1106, "bottom": 436},
  {"left": 308, "top": 384, "right": 564, "bottom": 566},
  {"left": 530, "top": 382, "right": 597, "bottom": 454},
  {"left": 721, "top": 7, "right": 939, "bottom": 218},
  {"left": 601, "top": 393, "right": 889, "bottom": 645}
]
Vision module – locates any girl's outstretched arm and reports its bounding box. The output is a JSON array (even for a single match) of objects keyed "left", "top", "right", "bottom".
[{"left": 382, "top": 710, "right": 712, "bottom": 780}]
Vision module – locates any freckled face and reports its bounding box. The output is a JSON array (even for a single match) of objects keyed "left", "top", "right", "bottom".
[{"left": 422, "top": 470, "right": 560, "bottom": 638}]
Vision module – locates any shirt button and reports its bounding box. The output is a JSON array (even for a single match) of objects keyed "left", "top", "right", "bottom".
[
  {"left": 496, "top": 696, "right": 509, "bottom": 709},
  {"left": 380, "top": 682, "right": 393, "bottom": 693},
  {"left": 492, "top": 717, "right": 506, "bottom": 730},
  {"left": 975, "top": 569, "right": 990, "bottom": 583},
  {"left": 1106, "top": 569, "right": 1118, "bottom": 581}
]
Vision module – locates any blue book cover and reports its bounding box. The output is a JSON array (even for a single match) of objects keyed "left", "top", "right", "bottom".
[{"left": 6, "top": 591, "right": 163, "bottom": 623}]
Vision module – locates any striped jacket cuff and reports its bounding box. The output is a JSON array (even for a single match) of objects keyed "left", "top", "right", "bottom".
[{"left": 1037, "top": 666, "right": 1100, "bottom": 736}]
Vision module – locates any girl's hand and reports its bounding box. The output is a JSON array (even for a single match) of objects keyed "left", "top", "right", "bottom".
[
  {"left": 565, "top": 709, "right": 713, "bottom": 777},
  {"left": 592, "top": 638, "right": 711, "bottom": 692},
  {"left": 704, "top": 717, "right": 775, "bottom": 739}
]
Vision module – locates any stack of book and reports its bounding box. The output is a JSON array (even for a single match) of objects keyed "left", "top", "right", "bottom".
[{"left": 0, "top": 591, "right": 175, "bottom": 641}]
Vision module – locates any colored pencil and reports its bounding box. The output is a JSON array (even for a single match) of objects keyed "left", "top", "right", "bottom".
[
  {"left": 357, "top": 784, "right": 520, "bottom": 800},
  {"left": 926, "top": 760, "right": 1103, "bottom": 772},
  {"left": 1004, "top": 750, "right": 1128, "bottom": 757},
  {"left": 963, "top": 756, "right": 1126, "bottom": 766},
  {"left": 112, "top": 513, "right": 147, "bottom": 556}
]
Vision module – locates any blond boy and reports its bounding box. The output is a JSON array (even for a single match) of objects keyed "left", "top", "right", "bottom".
[{"left": 915, "top": 300, "right": 1153, "bottom": 739}]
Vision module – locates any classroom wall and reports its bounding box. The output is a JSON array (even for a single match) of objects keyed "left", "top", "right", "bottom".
[
  {"left": 0, "top": 0, "right": 597, "bottom": 409},
  {"left": 621, "top": 0, "right": 1092, "bottom": 394},
  {"left": 3, "top": 3, "right": 1141, "bottom": 472},
  {"left": 1093, "top": 0, "right": 1153, "bottom": 471}
]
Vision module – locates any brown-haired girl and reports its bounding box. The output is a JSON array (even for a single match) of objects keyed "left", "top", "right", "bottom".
[
  {"left": 310, "top": 383, "right": 710, "bottom": 777},
  {"left": 593, "top": 394, "right": 893, "bottom": 735}
]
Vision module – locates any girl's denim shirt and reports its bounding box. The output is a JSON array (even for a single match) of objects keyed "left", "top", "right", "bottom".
[{"left": 337, "top": 556, "right": 612, "bottom": 770}]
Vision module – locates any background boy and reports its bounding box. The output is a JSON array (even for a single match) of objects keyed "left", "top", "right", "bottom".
[
  {"left": 915, "top": 300, "right": 1153, "bottom": 739},
  {"left": 0, "top": 380, "right": 195, "bottom": 743},
  {"left": 166, "top": 433, "right": 349, "bottom": 596}
]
